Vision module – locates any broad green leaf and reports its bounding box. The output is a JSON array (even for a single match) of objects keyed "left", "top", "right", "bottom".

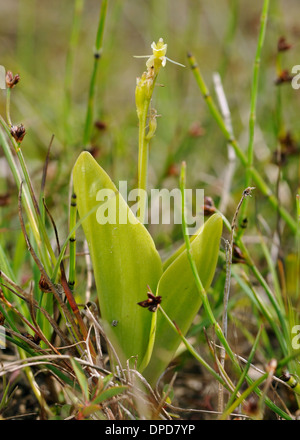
[
  {"left": 72, "top": 152, "right": 163, "bottom": 372},
  {"left": 143, "top": 213, "right": 223, "bottom": 385}
]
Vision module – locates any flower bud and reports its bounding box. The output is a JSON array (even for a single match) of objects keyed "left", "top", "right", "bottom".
[
  {"left": 135, "top": 76, "right": 147, "bottom": 119},
  {"left": 145, "top": 109, "right": 158, "bottom": 141},
  {"left": 135, "top": 72, "right": 154, "bottom": 118}
]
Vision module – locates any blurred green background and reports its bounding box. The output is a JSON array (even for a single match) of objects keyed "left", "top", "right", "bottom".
[
  {"left": 1, "top": 1, "right": 300, "bottom": 418},
  {"left": 0, "top": 0, "right": 300, "bottom": 252}
]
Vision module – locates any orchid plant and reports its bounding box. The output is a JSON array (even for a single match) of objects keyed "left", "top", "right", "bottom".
[{"left": 72, "top": 39, "right": 223, "bottom": 385}]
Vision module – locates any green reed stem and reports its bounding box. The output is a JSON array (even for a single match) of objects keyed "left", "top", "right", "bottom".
[
  {"left": 51, "top": 200, "right": 101, "bottom": 283},
  {"left": 187, "top": 53, "right": 297, "bottom": 234},
  {"left": 68, "top": 192, "right": 77, "bottom": 290},
  {"left": 83, "top": 0, "right": 108, "bottom": 147}
]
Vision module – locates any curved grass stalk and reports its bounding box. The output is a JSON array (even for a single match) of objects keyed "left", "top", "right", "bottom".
[{"left": 68, "top": 191, "right": 77, "bottom": 290}]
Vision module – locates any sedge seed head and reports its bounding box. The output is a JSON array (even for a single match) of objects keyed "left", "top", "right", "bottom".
[
  {"left": 6, "top": 70, "right": 20, "bottom": 88},
  {"left": 10, "top": 124, "right": 26, "bottom": 143}
]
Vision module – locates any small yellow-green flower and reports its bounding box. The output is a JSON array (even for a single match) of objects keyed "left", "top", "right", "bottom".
[
  {"left": 145, "top": 109, "right": 158, "bottom": 141},
  {"left": 134, "top": 38, "right": 184, "bottom": 132},
  {"left": 146, "top": 38, "right": 168, "bottom": 69},
  {"left": 134, "top": 37, "right": 185, "bottom": 72}
]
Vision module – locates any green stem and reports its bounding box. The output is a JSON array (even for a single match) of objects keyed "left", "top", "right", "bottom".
[
  {"left": 51, "top": 200, "right": 101, "bottom": 283},
  {"left": 68, "top": 191, "right": 77, "bottom": 290},
  {"left": 137, "top": 99, "right": 151, "bottom": 224}
]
